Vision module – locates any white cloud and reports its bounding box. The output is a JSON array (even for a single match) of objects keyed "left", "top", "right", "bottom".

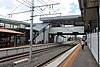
[
  {"left": 0, "top": 0, "right": 81, "bottom": 23},
  {"left": 0, "top": 7, "right": 11, "bottom": 15}
]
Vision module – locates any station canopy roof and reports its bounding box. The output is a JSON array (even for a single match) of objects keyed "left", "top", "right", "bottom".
[
  {"left": 0, "top": 17, "right": 30, "bottom": 26},
  {"left": 33, "top": 23, "right": 49, "bottom": 31},
  {"left": 40, "top": 15, "right": 83, "bottom": 26},
  {"left": 0, "top": 28, "right": 24, "bottom": 34},
  {"left": 78, "top": 0, "right": 98, "bottom": 32}
]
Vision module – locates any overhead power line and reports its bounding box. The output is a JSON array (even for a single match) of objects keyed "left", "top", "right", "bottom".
[
  {"left": 37, "top": 0, "right": 45, "bottom": 5},
  {"left": 8, "top": 10, "right": 42, "bottom": 15},
  {"left": 35, "top": 3, "right": 60, "bottom": 8},
  {"left": 41, "top": 0, "right": 48, "bottom": 4},
  {"left": 10, "top": 4, "right": 22, "bottom": 14},
  {"left": 11, "top": 0, "right": 60, "bottom": 15},
  {"left": 22, "top": 0, "right": 44, "bottom": 13},
  {"left": 21, "top": 0, "right": 43, "bottom": 13},
  {"left": 16, "top": 0, "right": 30, "bottom": 8},
  {"left": 16, "top": 0, "right": 60, "bottom": 10},
  {"left": 15, "top": 0, "right": 43, "bottom": 14},
  {"left": 48, "top": 0, "right": 57, "bottom": 3},
  {"left": 24, "top": 0, "right": 33, "bottom": 4},
  {"left": 22, "top": 0, "right": 32, "bottom": 6},
  {"left": 8, "top": 0, "right": 60, "bottom": 18},
  {"left": 9, "top": 10, "right": 31, "bottom": 15},
  {"left": 34, "top": 13, "right": 61, "bottom": 17}
]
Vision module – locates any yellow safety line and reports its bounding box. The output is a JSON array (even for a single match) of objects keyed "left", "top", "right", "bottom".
[{"left": 59, "top": 44, "right": 81, "bottom": 67}]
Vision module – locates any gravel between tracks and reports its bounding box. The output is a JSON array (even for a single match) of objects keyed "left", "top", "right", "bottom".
[{"left": 0, "top": 45, "right": 72, "bottom": 67}]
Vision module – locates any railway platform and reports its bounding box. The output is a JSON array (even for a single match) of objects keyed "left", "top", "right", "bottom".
[
  {"left": 71, "top": 45, "right": 99, "bottom": 67},
  {"left": 46, "top": 44, "right": 99, "bottom": 67}
]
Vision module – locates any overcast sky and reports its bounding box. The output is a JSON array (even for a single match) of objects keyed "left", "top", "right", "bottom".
[{"left": 0, "top": 0, "right": 81, "bottom": 23}]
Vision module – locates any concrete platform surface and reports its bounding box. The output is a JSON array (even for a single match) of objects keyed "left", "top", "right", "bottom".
[{"left": 71, "top": 46, "right": 99, "bottom": 67}]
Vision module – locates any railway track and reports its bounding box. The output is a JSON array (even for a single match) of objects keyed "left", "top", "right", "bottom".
[
  {"left": 0, "top": 46, "right": 59, "bottom": 63},
  {"left": 0, "top": 44, "right": 75, "bottom": 67},
  {"left": 15, "top": 45, "right": 74, "bottom": 67},
  {"left": 36, "top": 45, "right": 73, "bottom": 67}
]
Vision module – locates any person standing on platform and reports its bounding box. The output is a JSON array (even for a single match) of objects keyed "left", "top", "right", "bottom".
[{"left": 81, "top": 39, "right": 85, "bottom": 50}]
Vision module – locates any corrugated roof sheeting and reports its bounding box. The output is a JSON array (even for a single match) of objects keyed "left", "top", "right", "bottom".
[
  {"left": 40, "top": 15, "right": 83, "bottom": 26},
  {"left": 0, "top": 28, "right": 24, "bottom": 34},
  {"left": 0, "top": 17, "right": 30, "bottom": 26},
  {"left": 33, "top": 23, "right": 49, "bottom": 31},
  {"left": 40, "top": 15, "right": 81, "bottom": 21}
]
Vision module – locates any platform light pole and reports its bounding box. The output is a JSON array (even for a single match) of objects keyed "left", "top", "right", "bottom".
[{"left": 29, "top": 0, "right": 34, "bottom": 62}]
